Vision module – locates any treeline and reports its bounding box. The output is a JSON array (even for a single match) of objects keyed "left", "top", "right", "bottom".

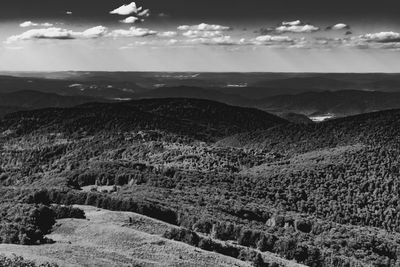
[{"left": 25, "top": 189, "right": 178, "bottom": 225}]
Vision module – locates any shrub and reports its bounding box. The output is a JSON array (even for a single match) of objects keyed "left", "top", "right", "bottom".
[{"left": 51, "top": 205, "right": 86, "bottom": 219}]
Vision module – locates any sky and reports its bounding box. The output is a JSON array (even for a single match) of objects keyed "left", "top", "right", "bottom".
[{"left": 1, "top": 0, "right": 400, "bottom": 72}]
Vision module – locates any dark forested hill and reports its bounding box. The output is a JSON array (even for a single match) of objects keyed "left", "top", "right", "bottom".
[
  {"left": 218, "top": 108, "right": 400, "bottom": 153},
  {"left": 0, "top": 98, "right": 287, "bottom": 141}
]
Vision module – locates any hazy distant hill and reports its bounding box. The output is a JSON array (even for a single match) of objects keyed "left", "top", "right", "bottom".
[
  {"left": 132, "top": 87, "right": 400, "bottom": 119},
  {"left": 0, "top": 90, "right": 100, "bottom": 108},
  {"left": 133, "top": 86, "right": 250, "bottom": 107},
  {"left": 3, "top": 73, "right": 400, "bottom": 121},
  {"left": 256, "top": 90, "right": 400, "bottom": 116},
  {"left": 0, "top": 90, "right": 105, "bottom": 117},
  {"left": 0, "top": 75, "right": 146, "bottom": 99}
]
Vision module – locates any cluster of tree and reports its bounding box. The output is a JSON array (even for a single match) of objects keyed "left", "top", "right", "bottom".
[
  {"left": 25, "top": 189, "right": 178, "bottom": 225},
  {"left": 163, "top": 227, "right": 275, "bottom": 267},
  {"left": 50, "top": 205, "right": 85, "bottom": 220},
  {"left": 0, "top": 254, "right": 59, "bottom": 267},
  {"left": 0, "top": 203, "right": 55, "bottom": 245}
]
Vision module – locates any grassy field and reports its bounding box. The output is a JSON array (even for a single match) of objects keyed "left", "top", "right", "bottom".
[{"left": 0, "top": 205, "right": 304, "bottom": 267}]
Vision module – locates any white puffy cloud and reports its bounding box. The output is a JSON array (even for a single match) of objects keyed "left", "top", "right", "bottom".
[
  {"left": 120, "top": 16, "right": 140, "bottom": 24},
  {"left": 326, "top": 23, "right": 350, "bottom": 30},
  {"left": 20, "top": 21, "right": 54, "bottom": 28},
  {"left": 276, "top": 24, "right": 319, "bottom": 33},
  {"left": 178, "top": 23, "right": 231, "bottom": 31},
  {"left": 108, "top": 27, "right": 157, "bottom": 38},
  {"left": 158, "top": 31, "right": 178, "bottom": 38},
  {"left": 269, "top": 20, "right": 320, "bottom": 33},
  {"left": 110, "top": 2, "right": 142, "bottom": 15},
  {"left": 282, "top": 20, "right": 302, "bottom": 26},
  {"left": 7, "top": 26, "right": 108, "bottom": 42},
  {"left": 7, "top": 28, "right": 76, "bottom": 42},
  {"left": 182, "top": 30, "right": 224, "bottom": 38},
  {"left": 359, "top": 32, "right": 400, "bottom": 43}
]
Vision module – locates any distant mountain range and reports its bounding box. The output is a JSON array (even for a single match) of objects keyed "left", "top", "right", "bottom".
[
  {"left": 0, "top": 90, "right": 104, "bottom": 117},
  {"left": 2, "top": 72, "right": 400, "bottom": 121},
  {"left": 133, "top": 86, "right": 400, "bottom": 119}
]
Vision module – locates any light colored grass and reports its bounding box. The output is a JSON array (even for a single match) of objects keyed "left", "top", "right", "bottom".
[
  {"left": 0, "top": 205, "right": 252, "bottom": 267},
  {"left": 0, "top": 205, "right": 306, "bottom": 267}
]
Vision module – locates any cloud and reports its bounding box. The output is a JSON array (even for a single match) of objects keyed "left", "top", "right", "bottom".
[
  {"left": 158, "top": 31, "right": 178, "bottom": 38},
  {"left": 309, "top": 32, "right": 400, "bottom": 50},
  {"left": 186, "top": 36, "right": 240, "bottom": 46},
  {"left": 120, "top": 16, "right": 140, "bottom": 24},
  {"left": 138, "top": 9, "right": 150, "bottom": 17},
  {"left": 266, "top": 20, "right": 320, "bottom": 33},
  {"left": 7, "top": 28, "right": 76, "bottom": 42},
  {"left": 282, "top": 20, "right": 302, "bottom": 26},
  {"left": 326, "top": 23, "right": 351, "bottom": 31},
  {"left": 6, "top": 26, "right": 108, "bottom": 42},
  {"left": 182, "top": 30, "right": 224, "bottom": 38},
  {"left": 359, "top": 32, "right": 400, "bottom": 43},
  {"left": 253, "top": 35, "right": 294, "bottom": 43},
  {"left": 120, "top": 39, "right": 179, "bottom": 49},
  {"left": 110, "top": 2, "right": 142, "bottom": 15},
  {"left": 79, "top": 26, "right": 108, "bottom": 38},
  {"left": 108, "top": 27, "right": 157, "bottom": 38},
  {"left": 20, "top": 21, "right": 54, "bottom": 28},
  {"left": 178, "top": 23, "right": 231, "bottom": 31},
  {"left": 276, "top": 24, "right": 319, "bottom": 33}
]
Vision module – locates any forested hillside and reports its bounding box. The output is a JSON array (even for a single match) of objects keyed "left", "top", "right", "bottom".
[{"left": 1, "top": 99, "right": 400, "bottom": 266}]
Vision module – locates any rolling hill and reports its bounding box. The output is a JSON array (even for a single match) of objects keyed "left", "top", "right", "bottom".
[{"left": 0, "top": 98, "right": 287, "bottom": 141}]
